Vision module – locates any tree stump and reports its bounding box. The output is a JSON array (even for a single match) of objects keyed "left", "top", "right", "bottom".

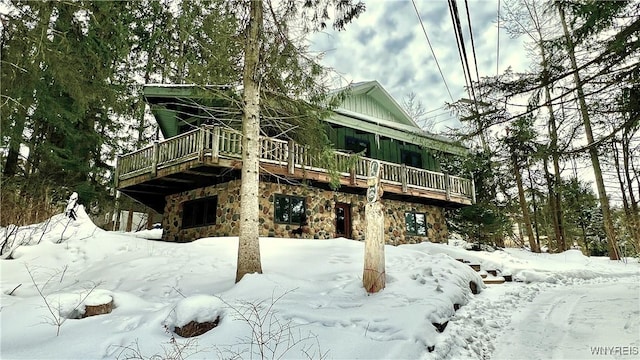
[
  {"left": 174, "top": 316, "right": 220, "bottom": 338},
  {"left": 363, "top": 201, "right": 385, "bottom": 293},
  {"left": 82, "top": 299, "right": 114, "bottom": 318}
]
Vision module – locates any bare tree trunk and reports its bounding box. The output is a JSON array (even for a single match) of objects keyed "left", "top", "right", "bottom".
[
  {"left": 581, "top": 221, "right": 589, "bottom": 255},
  {"left": 236, "top": 0, "right": 263, "bottom": 283},
  {"left": 558, "top": 4, "right": 619, "bottom": 260},
  {"left": 544, "top": 86, "right": 567, "bottom": 251},
  {"left": 532, "top": 6, "right": 566, "bottom": 251},
  {"left": 622, "top": 130, "right": 640, "bottom": 248},
  {"left": 543, "top": 157, "right": 562, "bottom": 252},
  {"left": 527, "top": 166, "right": 542, "bottom": 248},
  {"left": 137, "top": 23, "right": 156, "bottom": 147},
  {"left": 513, "top": 153, "right": 539, "bottom": 252},
  {"left": 3, "top": 115, "right": 26, "bottom": 177}
]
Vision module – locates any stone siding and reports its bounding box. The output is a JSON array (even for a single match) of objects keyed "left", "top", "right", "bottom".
[{"left": 162, "top": 180, "right": 448, "bottom": 244}]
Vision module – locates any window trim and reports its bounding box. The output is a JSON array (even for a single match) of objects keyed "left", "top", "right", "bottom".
[
  {"left": 182, "top": 196, "right": 217, "bottom": 229},
  {"left": 274, "top": 194, "right": 306, "bottom": 225},
  {"left": 405, "top": 211, "right": 427, "bottom": 236}
]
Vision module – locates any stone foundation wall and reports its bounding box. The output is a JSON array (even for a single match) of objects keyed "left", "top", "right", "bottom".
[{"left": 162, "top": 180, "right": 448, "bottom": 244}]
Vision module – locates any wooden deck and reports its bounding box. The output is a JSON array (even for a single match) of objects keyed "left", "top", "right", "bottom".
[{"left": 115, "top": 126, "right": 475, "bottom": 212}]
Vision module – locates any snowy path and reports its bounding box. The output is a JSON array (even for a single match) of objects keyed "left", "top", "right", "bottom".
[
  {"left": 492, "top": 280, "right": 640, "bottom": 360},
  {"left": 429, "top": 275, "right": 640, "bottom": 360}
]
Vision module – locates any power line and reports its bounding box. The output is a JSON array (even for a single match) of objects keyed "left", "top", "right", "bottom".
[
  {"left": 496, "top": 0, "right": 501, "bottom": 76},
  {"left": 448, "top": 0, "right": 472, "bottom": 98},
  {"left": 451, "top": 0, "right": 494, "bottom": 151},
  {"left": 410, "top": 0, "right": 454, "bottom": 103},
  {"left": 449, "top": 0, "right": 479, "bottom": 104},
  {"left": 463, "top": 0, "right": 481, "bottom": 84}
]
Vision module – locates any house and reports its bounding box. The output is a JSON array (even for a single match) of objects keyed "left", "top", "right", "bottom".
[{"left": 115, "top": 81, "right": 474, "bottom": 244}]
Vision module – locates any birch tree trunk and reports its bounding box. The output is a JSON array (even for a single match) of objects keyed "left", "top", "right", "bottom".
[
  {"left": 558, "top": 4, "right": 620, "bottom": 260},
  {"left": 236, "top": 0, "right": 263, "bottom": 283}
]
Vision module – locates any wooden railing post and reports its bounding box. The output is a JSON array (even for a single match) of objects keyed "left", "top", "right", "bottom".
[
  {"left": 349, "top": 155, "right": 357, "bottom": 185},
  {"left": 211, "top": 127, "right": 220, "bottom": 162},
  {"left": 151, "top": 141, "right": 159, "bottom": 176},
  {"left": 287, "top": 140, "right": 295, "bottom": 174},
  {"left": 198, "top": 127, "right": 205, "bottom": 162},
  {"left": 400, "top": 164, "right": 408, "bottom": 193},
  {"left": 445, "top": 173, "right": 451, "bottom": 200}
]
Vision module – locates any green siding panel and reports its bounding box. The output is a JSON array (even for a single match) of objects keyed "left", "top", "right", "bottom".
[{"left": 330, "top": 126, "right": 443, "bottom": 171}]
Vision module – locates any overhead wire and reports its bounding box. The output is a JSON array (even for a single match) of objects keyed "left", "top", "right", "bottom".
[
  {"left": 497, "top": 0, "right": 501, "bottom": 76},
  {"left": 449, "top": 0, "right": 487, "bottom": 149},
  {"left": 463, "top": 0, "right": 481, "bottom": 84},
  {"left": 449, "top": 0, "right": 478, "bottom": 103},
  {"left": 410, "top": 0, "right": 455, "bottom": 103},
  {"left": 448, "top": 0, "right": 472, "bottom": 99}
]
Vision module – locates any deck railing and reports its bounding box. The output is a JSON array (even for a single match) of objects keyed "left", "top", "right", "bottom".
[{"left": 116, "top": 125, "right": 475, "bottom": 203}]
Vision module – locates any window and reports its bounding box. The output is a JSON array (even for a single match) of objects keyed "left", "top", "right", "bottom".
[
  {"left": 405, "top": 212, "right": 427, "bottom": 236},
  {"left": 401, "top": 150, "right": 422, "bottom": 168},
  {"left": 274, "top": 195, "right": 306, "bottom": 225},
  {"left": 182, "top": 196, "right": 217, "bottom": 228},
  {"left": 345, "top": 136, "right": 370, "bottom": 156}
]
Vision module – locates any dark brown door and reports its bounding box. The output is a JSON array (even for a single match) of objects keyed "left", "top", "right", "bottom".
[{"left": 335, "top": 203, "right": 351, "bottom": 238}]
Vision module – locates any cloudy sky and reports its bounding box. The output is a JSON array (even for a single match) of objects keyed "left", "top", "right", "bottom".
[{"left": 309, "top": 0, "right": 530, "bottom": 133}]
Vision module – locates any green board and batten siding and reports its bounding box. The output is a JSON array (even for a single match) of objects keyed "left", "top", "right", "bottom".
[
  {"left": 340, "top": 93, "right": 404, "bottom": 124},
  {"left": 326, "top": 126, "right": 440, "bottom": 171},
  {"left": 326, "top": 82, "right": 458, "bottom": 171}
]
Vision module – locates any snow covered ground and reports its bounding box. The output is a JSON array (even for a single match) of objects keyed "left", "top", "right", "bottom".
[{"left": 1, "top": 207, "right": 639, "bottom": 359}]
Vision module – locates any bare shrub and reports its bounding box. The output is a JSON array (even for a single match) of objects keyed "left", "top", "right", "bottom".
[
  {"left": 114, "top": 291, "right": 328, "bottom": 360},
  {"left": 218, "top": 290, "right": 329, "bottom": 360},
  {"left": 113, "top": 326, "right": 204, "bottom": 360}
]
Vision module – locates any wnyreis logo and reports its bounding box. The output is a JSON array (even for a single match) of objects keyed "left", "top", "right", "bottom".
[{"left": 590, "top": 346, "right": 639, "bottom": 356}]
